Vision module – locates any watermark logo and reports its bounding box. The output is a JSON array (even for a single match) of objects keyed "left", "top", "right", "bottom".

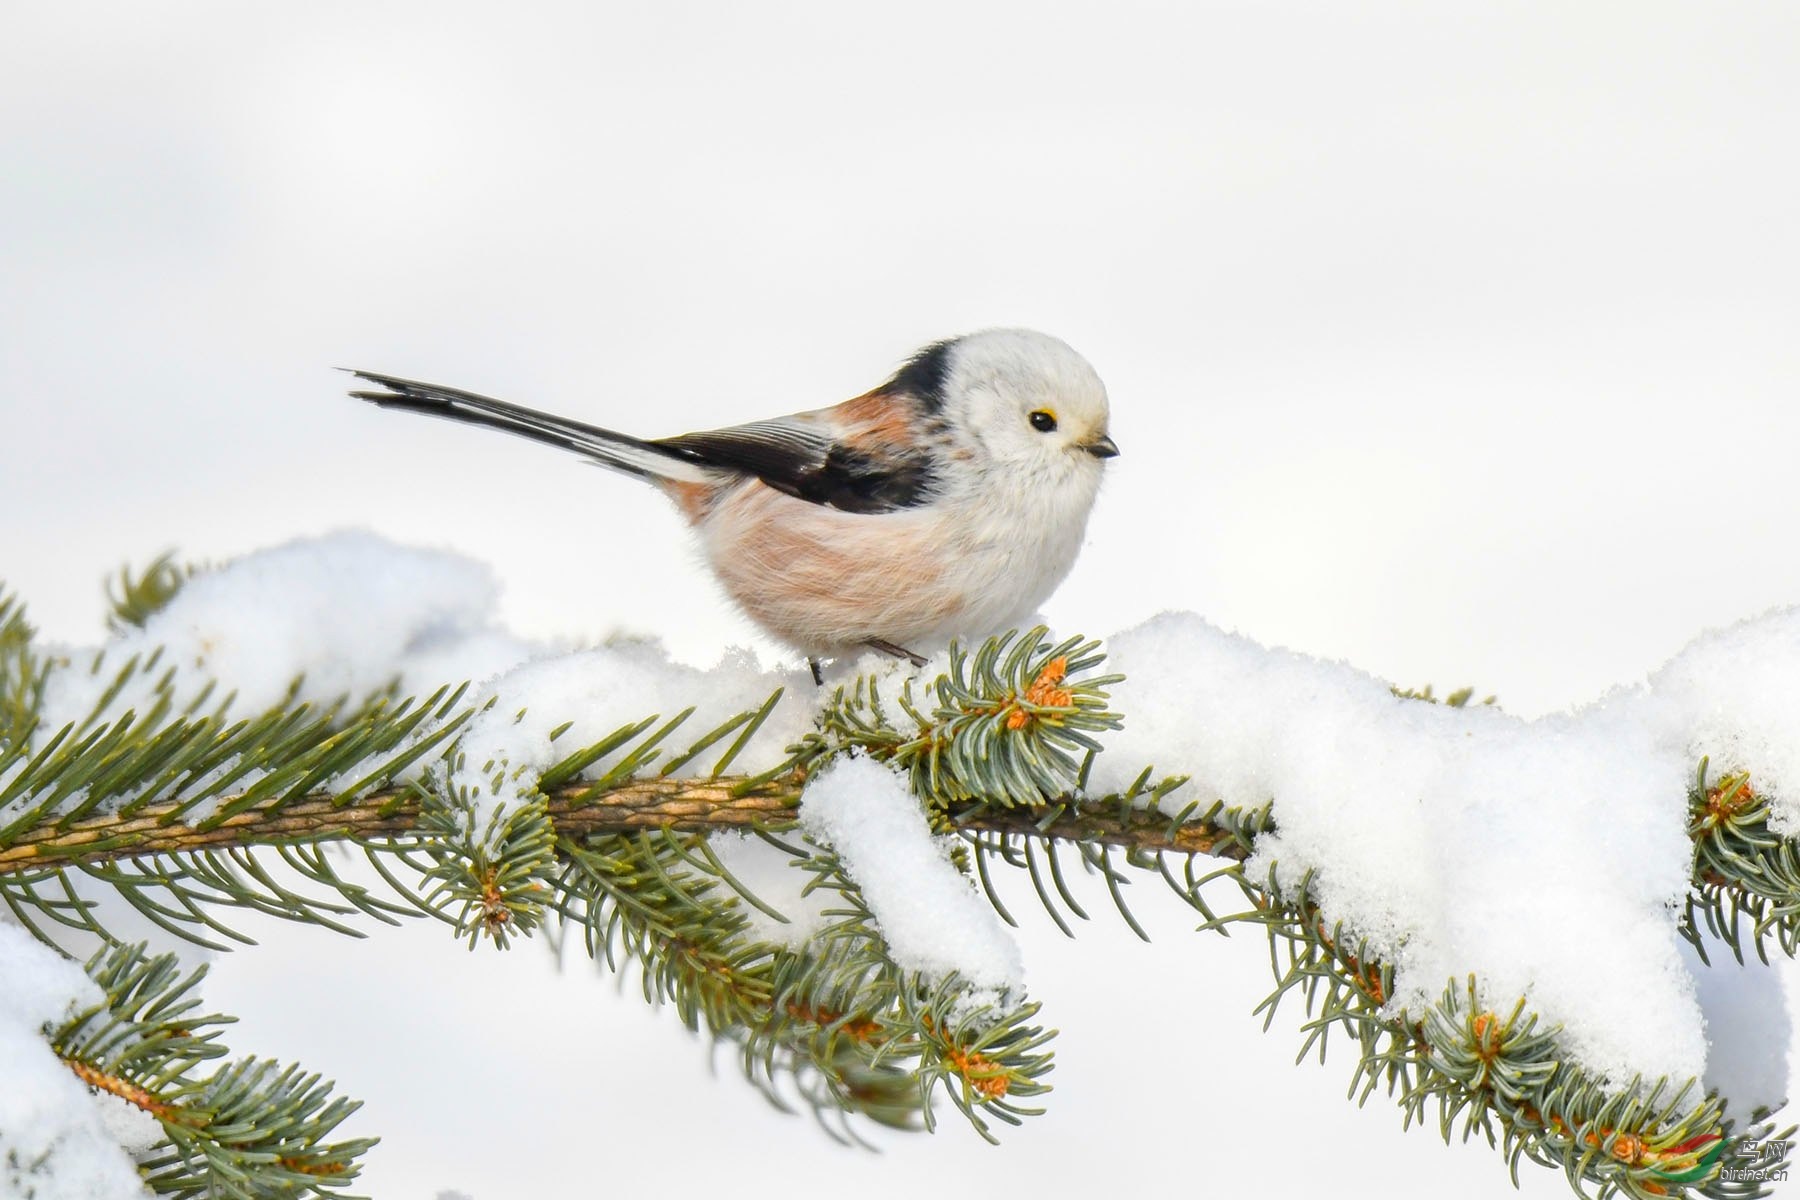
[{"left": 1719, "top": 1138, "right": 1790, "bottom": 1185}]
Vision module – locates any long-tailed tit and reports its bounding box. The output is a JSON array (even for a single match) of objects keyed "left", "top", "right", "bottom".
[{"left": 349, "top": 328, "right": 1118, "bottom": 682}]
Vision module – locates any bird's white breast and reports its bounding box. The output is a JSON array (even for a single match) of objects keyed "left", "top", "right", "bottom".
[{"left": 693, "top": 459, "right": 1101, "bottom": 657}]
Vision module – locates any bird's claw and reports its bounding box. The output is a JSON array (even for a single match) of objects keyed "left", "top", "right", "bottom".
[{"left": 865, "top": 638, "right": 927, "bottom": 668}]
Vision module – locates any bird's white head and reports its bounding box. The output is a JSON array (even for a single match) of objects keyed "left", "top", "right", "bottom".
[{"left": 926, "top": 329, "right": 1118, "bottom": 476}]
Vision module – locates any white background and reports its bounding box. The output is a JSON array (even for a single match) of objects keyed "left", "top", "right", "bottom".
[{"left": 4, "top": 3, "right": 1799, "bottom": 1197}]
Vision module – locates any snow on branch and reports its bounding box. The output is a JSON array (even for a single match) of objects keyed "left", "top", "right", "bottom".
[{"left": 5, "top": 532, "right": 1800, "bottom": 1197}]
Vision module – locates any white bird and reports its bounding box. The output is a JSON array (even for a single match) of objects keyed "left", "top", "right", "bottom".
[{"left": 349, "top": 328, "right": 1118, "bottom": 682}]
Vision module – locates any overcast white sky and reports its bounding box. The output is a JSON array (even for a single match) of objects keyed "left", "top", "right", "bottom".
[{"left": 4, "top": 3, "right": 1799, "bottom": 1198}]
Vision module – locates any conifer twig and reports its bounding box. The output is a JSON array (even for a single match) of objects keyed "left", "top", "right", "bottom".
[{"left": 0, "top": 776, "right": 1249, "bottom": 872}]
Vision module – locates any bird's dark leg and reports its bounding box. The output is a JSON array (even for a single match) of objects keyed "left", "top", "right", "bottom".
[
  {"left": 865, "top": 638, "right": 927, "bottom": 668},
  {"left": 808, "top": 658, "right": 824, "bottom": 687}
]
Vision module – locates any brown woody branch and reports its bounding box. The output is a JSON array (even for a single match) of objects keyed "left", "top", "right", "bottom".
[{"left": 0, "top": 777, "right": 1249, "bottom": 873}]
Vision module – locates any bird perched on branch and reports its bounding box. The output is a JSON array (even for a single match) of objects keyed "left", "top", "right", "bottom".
[{"left": 349, "top": 329, "right": 1118, "bottom": 683}]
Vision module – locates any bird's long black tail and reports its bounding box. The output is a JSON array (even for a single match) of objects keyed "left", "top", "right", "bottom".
[{"left": 346, "top": 370, "right": 713, "bottom": 483}]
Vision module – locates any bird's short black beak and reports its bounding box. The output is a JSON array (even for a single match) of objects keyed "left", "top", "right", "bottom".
[{"left": 1085, "top": 434, "right": 1120, "bottom": 459}]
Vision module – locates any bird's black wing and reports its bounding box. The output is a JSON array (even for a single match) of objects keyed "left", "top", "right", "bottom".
[
  {"left": 656, "top": 415, "right": 938, "bottom": 515},
  {"left": 349, "top": 369, "right": 938, "bottom": 514}
]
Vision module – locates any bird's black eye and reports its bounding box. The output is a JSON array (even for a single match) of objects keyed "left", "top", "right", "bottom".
[{"left": 1028, "top": 410, "right": 1057, "bottom": 433}]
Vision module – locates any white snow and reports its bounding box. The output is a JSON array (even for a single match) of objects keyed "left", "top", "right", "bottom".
[
  {"left": 1092, "top": 612, "right": 1708, "bottom": 1088},
  {"left": 445, "top": 639, "right": 815, "bottom": 841},
  {"left": 1083, "top": 607, "right": 1800, "bottom": 1097},
  {"left": 35, "top": 531, "right": 537, "bottom": 741},
  {"left": 0, "top": 923, "right": 153, "bottom": 1200},
  {"left": 1642, "top": 607, "right": 1800, "bottom": 836},
  {"left": 797, "top": 754, "right": 1024, "bottom": 996}
]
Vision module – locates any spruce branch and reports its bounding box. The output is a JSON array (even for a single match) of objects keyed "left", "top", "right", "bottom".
[
  {"left": 1205, "top": 861, "right": 1790, "bottom": 1199},
  {"left": 6, "top": 564, "right": 1800, "bottom": 1197},
  {"left": 0, "top": 588, "right": 47, "bottom": 745},
  {"left": 105, "top": 553, "right": 195, "bottom": 635},
  {"left": 0, "top": 776, "right": 1248, "bottom": 873},
  {"left": 1685, "top": 762, "right": 1800, "bottom": 964},
  {"left": 800, "top": 629, "right": 1125, "bottom": 807},
  {"left": 52, "top": 942, "right": 373, "bottom": 1198}
]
